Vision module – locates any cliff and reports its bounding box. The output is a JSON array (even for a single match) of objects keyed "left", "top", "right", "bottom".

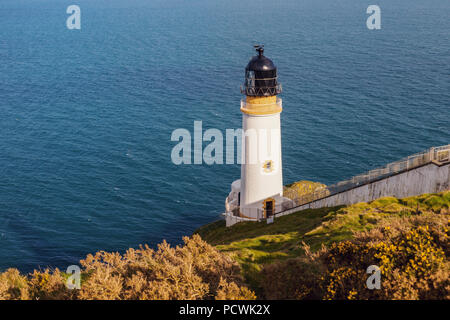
[
  {"left": 195, "top": 191, "right": 450, "bottom": 299},
  {"left": 1, "top": 191, "right": 448, "bottom": 300}
]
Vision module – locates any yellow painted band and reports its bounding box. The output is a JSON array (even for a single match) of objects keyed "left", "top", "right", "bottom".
[
  {"left": 241, "top": 104, "right": 282, "bottom": 115},
  {"left": 246, "top": 96, "right": 277, "bottom": 104},
  {"left": 241, "top": 95, "right": 282, "bottom": 115}
]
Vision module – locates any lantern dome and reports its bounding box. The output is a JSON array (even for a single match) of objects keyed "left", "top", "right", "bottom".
[{"left": 241, "top": 45, "right": 282, "bottom": 97}]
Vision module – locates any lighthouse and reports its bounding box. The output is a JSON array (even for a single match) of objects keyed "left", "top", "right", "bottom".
[{"left": 225, "top": 46, "right": 292, "bottom": 226}]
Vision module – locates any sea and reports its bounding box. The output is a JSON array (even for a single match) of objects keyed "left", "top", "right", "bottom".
[{"left": 0, "top": 0, "right": 449, "bottom": 272}]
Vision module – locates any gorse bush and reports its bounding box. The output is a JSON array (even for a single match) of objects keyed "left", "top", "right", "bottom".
[
  {"left": 283, "top": 180, "right": 328, "bottom": 201},
  {"left": 0, "top": 268, "right": 30, "bottom": 300},
  {"left": 2, "top": 192, "right": 449, "bottom": 300},
  {"left": 0, "top": 235, "right": 255, "bottom": 300},
  {"left": 261, "top": 215, "right": 449, "bottom": 300}
]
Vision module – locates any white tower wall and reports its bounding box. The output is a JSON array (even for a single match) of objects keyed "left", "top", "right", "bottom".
[{"left": 240, "top": 109, "right": 284, "bottom": 218}]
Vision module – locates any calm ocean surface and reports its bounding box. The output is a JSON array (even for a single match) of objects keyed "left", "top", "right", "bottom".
[{"left": 0, "top": 0, "right": 449, "bottom": 272}]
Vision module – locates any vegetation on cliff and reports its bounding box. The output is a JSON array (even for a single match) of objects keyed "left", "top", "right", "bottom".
[
  {"left": 0, "top": 191, "right": 448, "bottom": 300},
  {"left": 283, "top": 180, "right": 328, "bottom": 200},
  {"left": 0, "top": 236, "right": 255, "bottom": 300},
  {"left": 196, "top": 191, "right": 450, "bottom": 299}
]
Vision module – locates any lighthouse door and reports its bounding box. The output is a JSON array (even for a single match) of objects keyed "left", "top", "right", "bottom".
[{"left": 264, "top": 199, "right": 275, "bottom": 218}]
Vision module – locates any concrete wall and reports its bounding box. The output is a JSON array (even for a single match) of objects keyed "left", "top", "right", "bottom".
[
  {"left": 276, "top": 162, "right": 450, "bottom": 218},
  {"left": 224, "top": 212, "right": 256, "bottom": 227}
]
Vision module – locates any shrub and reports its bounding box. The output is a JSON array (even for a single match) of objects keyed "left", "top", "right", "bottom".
[
  {"left": 28, "top": 269, "right": 73, "bottom": 300},
  {"left": 262, "top": 257, "right": 324, "bottom": 300},
  {"left": 0, "top": 268, "right": 30, "bottom": 300},
  {"left": 0, "top": 235, "right": 255, "bottom": 300},
  {"left": 78, "top": 235, "right": 253, "bottom": 300},
  {"left": 260, "top": 217, "right": 449, "bottom": 300},
  {"left": 283, "top": 180, "right": 328, "bottom": 201}
]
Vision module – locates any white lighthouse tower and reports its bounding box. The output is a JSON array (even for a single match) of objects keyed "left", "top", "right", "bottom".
[{"left": 225, "top": 46, "right": 292, "bottom": 226}]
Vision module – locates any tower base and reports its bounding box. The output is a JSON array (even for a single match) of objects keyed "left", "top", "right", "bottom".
[{"left": 224, "top": 179, "right": 294, "bottom": 227}]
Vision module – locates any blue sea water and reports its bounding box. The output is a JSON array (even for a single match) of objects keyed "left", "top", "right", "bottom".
[{"left": 0, "top": 0, "right": 449, "bottom": 272}]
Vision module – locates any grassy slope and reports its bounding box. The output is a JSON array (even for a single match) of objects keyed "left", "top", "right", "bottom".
[{"left": 195, "top": 191, "right": 450, "bottom": 290}]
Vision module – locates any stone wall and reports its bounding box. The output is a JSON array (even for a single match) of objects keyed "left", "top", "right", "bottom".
[{"left": 276, "top": 162, "right": 450, "bottom": 218}]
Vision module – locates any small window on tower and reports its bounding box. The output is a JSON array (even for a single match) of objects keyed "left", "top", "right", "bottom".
[{"left": 246, "top": 71, "right": 255, "bottom": 87}]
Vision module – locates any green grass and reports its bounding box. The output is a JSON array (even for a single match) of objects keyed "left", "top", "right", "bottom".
[{"left": 194, "top": 191, "right": 450, "bottom": 291}]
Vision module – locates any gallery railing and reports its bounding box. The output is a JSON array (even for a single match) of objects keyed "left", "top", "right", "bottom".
[{"left": 240, "top": 84, "right": 282, "bottom": 96}]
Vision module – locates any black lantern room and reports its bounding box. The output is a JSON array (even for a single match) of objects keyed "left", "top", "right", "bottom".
[{"left": 241, "top": 45, "right": 282, "bottom": 97}]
